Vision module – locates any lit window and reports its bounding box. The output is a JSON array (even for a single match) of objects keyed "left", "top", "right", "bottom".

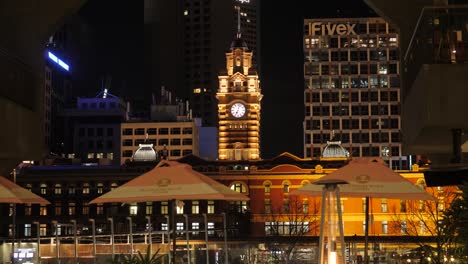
[
  {"left": 381, "top": 199, "right": 387, "bottom": 213},
  {"left": 24, "top": 224, "right": 31, "bottom": 237},
  {"left": 146, "top": 202, "right": 153, "bottom": 215},
  {"left": 382, "top": 221, "right": 388, "bottom": 234},
  {"left": 54, "top": 184, "right": 62, "bottom": 195},
  {"left": 82, "top": 183, "right": 90, "bottom": 194},
  {"left": 231, "top": 182, "right": 247, "bottom": 193},
  {"left": 176, "top": 202, "right": 184, "bottom": 214},
  {"left": 40, "top": 206, "right": 47, "bottom": 216},
  {"left": 208, "top": 222, "right": 215, "bottom": 236},
  {"left": 68, "top": 185, "right": 75, "bottom": 194},
  {"left": 161, "top": 223, "right": 168, "bottom": 231},
  {"left": 111, "top": 183, "right": 118, "bottom": 190},
  {"left": 97, "top": 183, "right": 104, "bottom": 194},
  {"left": 68, "top": 202, "right": 76, "bottom": 215},
  {"left": 24, "top": 204, "right": 31, "bottom": 216},
  {"left": 129, "top": 203, "right": 138, "bottom": 215},
  {"left": 264, "top": 199, "right": 271, "bottom": 214},
  {"left": 40, "top": 224, "right": 47, "bottom": 236},
  {"left": 83, "top": 203, "right": 89, "bottom": 215},
  {"left": 192, "top": 201, "right": 199, "bottom": 214},
  {"left": 161, "top": 201, "right": 169, "bottom": 214},
  {"left": 40, "top": 184, "right": 47, "bottom": 195},
  {"left": 264, "top": 182, "right": 271, "bottom": 193},
  {"left": 207, "top": 200, "right": 215, "bottom": 214},
  {"left": 96, "top": 204, "right": 104, "bottom": 215},
  {"left": 192, "top": 222, "right": 200, "bottom": 236},
  {"left": 302, "top": 199, "right": 309, "bottom": 214}
]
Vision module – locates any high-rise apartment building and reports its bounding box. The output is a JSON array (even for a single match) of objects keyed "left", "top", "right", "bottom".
[
  {"left": 303, "top": 17, "right": 404, "bottom": 168},
  {"left": 145, "top": 0, "right": 259, "bottom": 126}
]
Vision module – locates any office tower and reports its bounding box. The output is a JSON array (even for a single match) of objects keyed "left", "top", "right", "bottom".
[
  {"left": 145, "top": 0, "right": 260, "bottom": 126},
  {"left": 303, "top": 17, "right": 404, "bottom": 168}
]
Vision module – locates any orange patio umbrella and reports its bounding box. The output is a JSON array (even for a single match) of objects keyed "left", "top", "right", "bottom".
[
  {"left": 291, "top": 157, "right": 435, "bottom": 200},
  {"left": 0, "top": 175, "right": 49, "bottom": 205},
  {"left": 89, "top": 160, "right": 250, "bottom": 204},
  {"left": 89, "top": 160, "right": 249, "bottom": 263},
  {"left": 291, "top": 157, "right": 435, "bottom": 264}
]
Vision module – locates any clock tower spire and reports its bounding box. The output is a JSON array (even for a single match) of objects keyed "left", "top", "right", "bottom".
[{"left": 216, "top": 7, "right": 262, "bottom": 160}]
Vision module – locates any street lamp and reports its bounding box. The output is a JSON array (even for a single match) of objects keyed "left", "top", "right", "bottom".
[
  {"left": 89, "top": 219, "right": 96, "bottom": 264},
  {"left": 11, "top": 169, "right": 17, "bottom": 264},
  {"left": 164, "top": 215, "right": 171, "bottom": 264},
  {"left": 70, "top": 220, "right": 77, "bottom": 263},
  {"left": 51, "top": 220, "right": 60, "bottom": 264},
  {"left": 146, "top": 216, "right": 152, "bottom": 254},
  {"left": 203, "top": 213, "right": 209, "bottom": 264},
  {"left": 183, "top": 214, "right": 191, "bottom": 264},
  {"left": 33, "top": 221, "right": 40, "bottom": 264},
  {"left": 222, "top": 212, "right": 229, "bottom": 264},
  {"left": 127, "top": 217, "right": 133, "bottom": 256},
  {"left": 107, "top": 217, "right": 114, "bottom": 259}
]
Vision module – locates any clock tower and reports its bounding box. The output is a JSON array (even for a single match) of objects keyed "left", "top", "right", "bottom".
[{"left": 216, "top": 16, "right": 262, "bottom": 161}]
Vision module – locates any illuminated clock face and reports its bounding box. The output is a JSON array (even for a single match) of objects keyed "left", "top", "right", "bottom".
[{"left": 230, "top": 103, "right": 246, "bottom": 118}]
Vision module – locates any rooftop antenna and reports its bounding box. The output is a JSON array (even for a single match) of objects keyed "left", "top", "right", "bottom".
[{"left": 236, "top": 6, "right": 241, "bottom": 38}]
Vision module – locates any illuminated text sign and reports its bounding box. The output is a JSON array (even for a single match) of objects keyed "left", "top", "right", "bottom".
[
  {"left": 48, "top": 51, "right": 70, "bottom": 71},
  {"left": 311, "top": 22, "right": 357, "bottom": 36}
]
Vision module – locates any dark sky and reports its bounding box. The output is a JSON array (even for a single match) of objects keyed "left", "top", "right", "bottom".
[{"left": 78, "top": 0, "right": 375, "bottom": 159}]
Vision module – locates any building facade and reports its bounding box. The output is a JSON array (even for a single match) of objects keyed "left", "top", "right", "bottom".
[
  {"left": 1, "top": 153, "right": 454, "bottom": 263},
  {"left": 216, "top": 32, "right": 262, "bottom": 161},
  {"left": 62, "top": 91, "right": 127, "bottom": 165},
  {"left": 303, "top": 17, "right": 404, "bottom": 168},
  {"left": 120, "top": 120, "right": 200, "bottom": 164}
]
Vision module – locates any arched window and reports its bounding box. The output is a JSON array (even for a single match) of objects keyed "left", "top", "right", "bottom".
[
  {"left": 97, "top": 183, "right": 104, "bottom": 194},
  {"left": 230, "top": 182, "right": 248, "bottom": 194},
  {"left": 301, "top": 180, "right": 310, "bottom": 186},
  {"left": 82, "top": 183, "right": 90, "bottom": 194},
  {"left": 54, "top": 184, "right": 62, "bottom": 195},
  {"left": 282, "top": 181, "right": 291, "bottom": 193},
  {"left": 263, "top": 181, "right": 272, "bottom": 193},
  {"left": 111, "top": 183, "right": 118, "bottom": 190},
  {"left": 40, "top": 184, "right": 47, "bottom": 195}
]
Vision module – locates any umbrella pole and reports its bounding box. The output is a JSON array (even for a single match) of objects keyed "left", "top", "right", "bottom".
[
  {"left": 171, "top": 199, "right": 176, "bottom": 263},
  {"left": 364, "top": 196, "right": 369, "bottom": 264}
]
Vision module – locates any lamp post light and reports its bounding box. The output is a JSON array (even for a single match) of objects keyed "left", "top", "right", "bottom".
[
  {"left": 51, "top": 220, "right": 60, "bottom": 264},
  {"left": 222, "top": 212, "right": 228, "bottom": 264},
  {"left": 203, "top": 213, "right": 209, "bottom": 264},
  {"left": 146, "top": 216, "right": 152, "bottom": 254},
  {"left": 107, "top": 217, "right": 114, "bottom": 259},
  {"left": 183, "top": 214, "right": 191, "bottom": 264},
  {"left": 164, "top": 215, "right": 171, "bottom": 264},
  {"left": 89, "top": 219, "right": 96, "bottom": 264},
  {"left": 70, "top": 220, "right": 77, "bottom": 263},
  {"left": 11, "top": 169, "right": 17, "bottom": 264},
  {"left": 127, "top": 217, "right": 133, "bottom": 256},
  {"left": 33, "top": 221, "right": 40, "bottom": 264}
]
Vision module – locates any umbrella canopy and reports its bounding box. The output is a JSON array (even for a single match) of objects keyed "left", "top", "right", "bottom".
[
  {"left": 0, "top": 176, "right": 50, "bottom": 205},
  {"left": 291, "top": 157, "right": 435, "bottom": 200},
  {"left": 89, "top": 160, "right": 249, "bottom": 204}
]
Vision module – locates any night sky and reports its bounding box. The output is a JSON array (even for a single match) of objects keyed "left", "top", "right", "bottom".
[{"left": 78, "top": 0, "right": 375, "bottom": 159}]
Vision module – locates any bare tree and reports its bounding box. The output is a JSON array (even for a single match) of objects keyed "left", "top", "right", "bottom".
[
  {"left": 389, "top": 186, "right": 460, "bottom": 264},
  {"left": 264, "top": 196, "right": 321, "bottom": 263}
]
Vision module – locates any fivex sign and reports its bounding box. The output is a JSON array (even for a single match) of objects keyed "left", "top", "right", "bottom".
[{"left": 310, "top": 22, "right": 357, "bottom": 36}]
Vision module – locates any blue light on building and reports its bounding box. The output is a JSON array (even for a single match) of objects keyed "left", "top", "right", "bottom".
[{"left": 48, "top": 51, "right": 70, "bottom": 71}]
